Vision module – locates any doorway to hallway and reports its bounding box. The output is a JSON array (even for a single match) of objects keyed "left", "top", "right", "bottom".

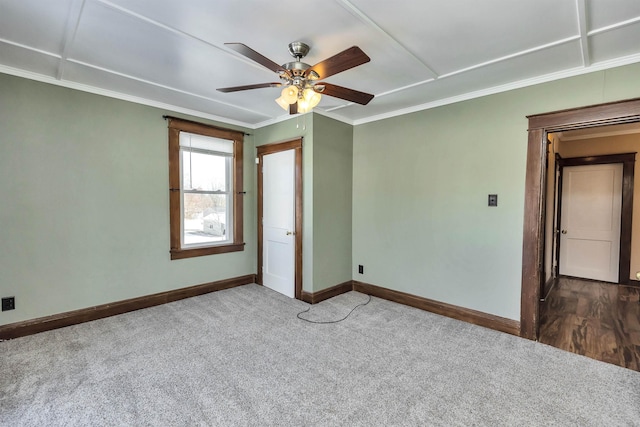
[{"left": 521, "top": 98, "right": 640, "bottom": 341}]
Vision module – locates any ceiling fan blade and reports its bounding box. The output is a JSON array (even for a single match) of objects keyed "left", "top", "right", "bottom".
[
  {"left": 305, "top": 46, "right": 370, "bottom": 80},
  {"left": 289, "top": 102, "right": 298, "bottom": 115},
  {"left": 217, "top": 82, "right": 282, "bottom": 93},
  {"left": 224, "top": 43, "right": 287, "bottom": 74},
  {"left": 316, "top": 83, "right": 374, "bottom": 105}
]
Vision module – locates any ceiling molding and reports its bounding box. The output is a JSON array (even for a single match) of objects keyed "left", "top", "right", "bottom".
[
  {"left": 352, "top": 51, "right": 640, "bottom": 126},
  {"left": 309, "top": 108, "right": 355, "bottom": 125},
  {"left": 335, "top": 0, "right": 439, "bottom": 78},
  {"left": 96, "top": 0, "right": 217, "bottom": 48},
  {"left": 3, "top": 45, "right": 640, "bottom": 130},
  {"left": 438, "top": 36, "right": 580, "bottom": 80},
  {"left": 588, "top": 14, "right": 640, "bottom": 36},
  {"left": 56, "top": 0, "right": 86, "bottom": 80},
  {"left": 332, "top": 35, "right": 581, "bottom": 111},
  {"left": 0, "top": 64, "right": 259, "bottom": 129},
  {"left": 4, "top": 47, "right": 640, "bottom": 131},
  {"left": 68, "top": 59, "right": 266, "bottom": 116},
  {"left": 327, "top": 77, "right": 437, "bottom": 113},
  {"left": 252, "top": 108, "right": 355, "bottom": 129},
  {"left": 252, "top": 111, "right": 312, "bottom": 129},
  {"left": 96, "top": 0, "right": 269, "bottom": 75},
  {"left": 0, "top": 37, "right": 61, "bottom": 58},
  {"left": 576, "top": 0, "right": 590, "bottom": 67},
  {"left": 3, "top": 1, "right": 640, "bottom": 128},
  {"left": 67, "top": 58, "right": 272, "bottom": 117}
]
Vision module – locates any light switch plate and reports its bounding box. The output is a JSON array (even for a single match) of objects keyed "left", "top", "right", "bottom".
[{"left": 488, "top": 194, "right": 498, "bottom": 207}]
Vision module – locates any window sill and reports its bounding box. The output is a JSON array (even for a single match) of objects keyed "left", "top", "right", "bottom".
[{"left": 170, "top": 242, "right": 245, "bottom": 260}]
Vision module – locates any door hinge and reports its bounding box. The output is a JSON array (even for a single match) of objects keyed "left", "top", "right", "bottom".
[{"left": 255, "top": 157, "right": 260, "bottom": 164}]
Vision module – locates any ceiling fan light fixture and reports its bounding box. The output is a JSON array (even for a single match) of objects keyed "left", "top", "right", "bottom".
[
  {"left": 220, "top": 42, "right": 374, "bottom": 115},
  {"left": 275, "top": 95, "right": 290, "bottom": 111},
  {"left": 303, "top": 89, "right": 322, "bottom": 109},
  {"left": 281, "top": 85, "right": 298, "bottom": 104},
  {"left": 297, "top": 98, "right": 310, "bottom": 114}
]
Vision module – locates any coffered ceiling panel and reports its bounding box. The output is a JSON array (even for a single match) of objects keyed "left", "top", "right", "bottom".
[
  {"left": 64, "top": 61, "right": 273, "bottom": 124},
  {"left": 348, "top": 0, "right": 578, "bottom": 75},
  {"left": 70, "top": 1, "right": 237, "bottom": 98},
  {"left": 0, "top": 0, "right": 73, "bottom": 54},
  {"left": 1, "top": 0, "right": 639, "bottom": 127},
  {"left": 589, "top": 22, "right": 640, "bottom": 63},
  {"left": 0, "top": 42, "right": 60, "bottom": 78},
  {"left": 333, "top": 40, "right": 584, "bottom": 121},
  {"left": 586, "top": 0, "right": 640, "bottom": 30}
]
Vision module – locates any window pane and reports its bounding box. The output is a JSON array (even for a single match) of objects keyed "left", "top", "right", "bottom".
[
  {"left": 168, "top": 118, "right": 244, "bottom": 259},
  {"left": 183, "top": 193, "right": 230, "bottom": 246},
  {"left": 182, "top": 150, "right": 227, "bottom": 191}
]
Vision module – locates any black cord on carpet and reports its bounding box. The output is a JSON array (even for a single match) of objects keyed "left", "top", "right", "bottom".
[{"left": 296, "top": 294, "right": 372, "bottom": 324}]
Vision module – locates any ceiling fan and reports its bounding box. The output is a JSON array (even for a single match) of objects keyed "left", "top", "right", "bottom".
[{"left": 217, "top": 42, "right": 374, "bottom": 114}]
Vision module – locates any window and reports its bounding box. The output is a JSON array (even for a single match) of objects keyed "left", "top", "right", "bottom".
[{"left": 167, "top": 117, "right": 244, "bottom": 259}]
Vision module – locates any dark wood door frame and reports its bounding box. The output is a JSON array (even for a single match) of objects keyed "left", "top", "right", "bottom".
[
  {"left": 257, "top": 138, "right": 303, "bottom": 300},
  {"left": 555, "top": 153, "right": 635, "bottom": 284},
  {"left": 521, "top": 97, "right": 640, "bottom": 340},
  {"left": 539, "top": 138, "right": 553, "bottom": 299},
  {"left": 553, "top": 154, "right": 563, "bottom": 279}
]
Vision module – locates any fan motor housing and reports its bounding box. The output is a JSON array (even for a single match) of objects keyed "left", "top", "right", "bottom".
[{"left": 283, "top": 61, "right": 310, "bottom": 76}]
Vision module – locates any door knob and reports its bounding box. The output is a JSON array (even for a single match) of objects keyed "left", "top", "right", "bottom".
[{"left": 561, "top": 229, "right": 567, "bottom": 234}]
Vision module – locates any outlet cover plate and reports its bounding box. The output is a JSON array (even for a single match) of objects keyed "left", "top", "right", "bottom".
[{"left": 2, "top": 297, "right": 15, "bottom": 311}]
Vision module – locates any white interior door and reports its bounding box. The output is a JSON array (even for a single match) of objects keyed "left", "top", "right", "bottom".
[
  {"left": 262, "top": 149, "right": 296, "bottom": 298},
  {"left": 559, "top": 163, "right": 622, "bottom": 283}
]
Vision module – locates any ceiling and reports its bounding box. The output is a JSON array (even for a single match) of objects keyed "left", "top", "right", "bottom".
[{"left": 2, "top": 0, "right": 640, "bottom": 128}]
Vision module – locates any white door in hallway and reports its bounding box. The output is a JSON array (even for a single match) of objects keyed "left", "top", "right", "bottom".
[
  {"left": 559, "top": 163, "right": 622, "bottom": 283},
  {"left": 262, "top": 149, "right": 296, "bottom": 298}
]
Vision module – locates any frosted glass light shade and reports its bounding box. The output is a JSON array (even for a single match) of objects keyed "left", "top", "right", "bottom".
[
  {"left": 297, "top": 100, "right": 308, "bottom": 113},
  {"left": 281, "top": 86, "right": 298, "bottom": 104},
  {"left": 303, "top": 89, "right": 322, "bottom": 109},
  {"left": 275, "top": 96, "right": 289, "bottom": 111}
]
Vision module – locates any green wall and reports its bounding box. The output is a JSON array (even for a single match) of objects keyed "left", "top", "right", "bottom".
[
  {"left": 254, "top": 116, "right": 315, "bottom": 292},
  {"left": 312, "top": 115, "right": 353, "bottom": 290},
  {"left": 352, "top": 62, "right": 640, "bottom": 321},
  {"left": 4, "top": 60, "right": 640, "bottom": 327},
  {"left": 0, "top": 74, "right": 256, "bottom": 326},
  {"left": 254, "top": 113, "right": 353, "bottom": 292}
]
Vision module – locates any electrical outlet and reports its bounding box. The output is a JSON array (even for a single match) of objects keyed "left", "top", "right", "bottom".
[
  {"left": 2, "top": 297, "right": 15, "bottom": 311},
  {"left": 358, "top": 265, "right": 364, "bottom": 274}
]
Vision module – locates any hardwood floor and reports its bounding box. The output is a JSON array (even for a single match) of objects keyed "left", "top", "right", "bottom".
[{"left": 539, "top": 277, "right": 640, "bottom": 371}]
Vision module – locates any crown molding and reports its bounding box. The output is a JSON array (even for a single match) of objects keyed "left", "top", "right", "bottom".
[
  {"left": 352, "top": 52, "right": 640, "bottom": 126},
  {"left": 0, "top": 64, "right": 259, "bottom": 130},
  {"left": 4, "top": 50, "right": 640, "bottom": 131}
]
